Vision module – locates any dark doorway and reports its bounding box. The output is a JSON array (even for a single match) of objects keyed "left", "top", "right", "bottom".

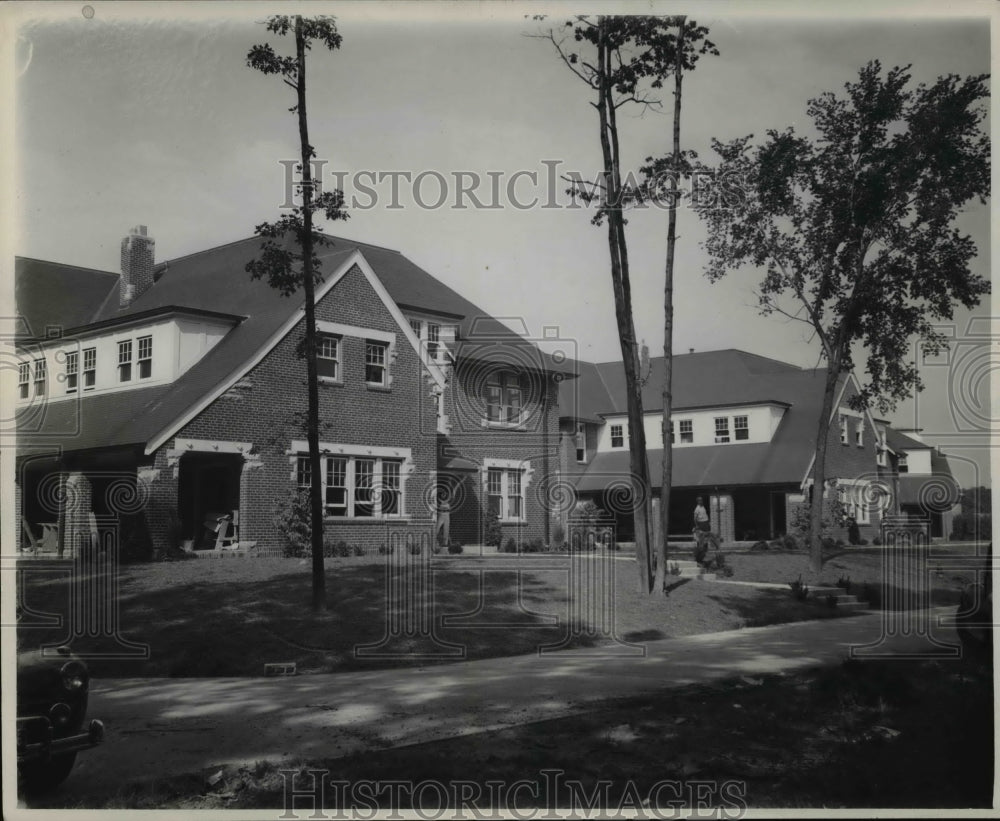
[
  {"left": 770, "top": 491, "right": 787, "bottom": 538},
  {"left": 178, "top": 453, "right": 242, "bottom": 548}
]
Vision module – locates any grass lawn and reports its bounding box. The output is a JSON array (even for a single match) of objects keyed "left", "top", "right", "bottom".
[
  {"left": 43, "top": 655, "right": 993, "bottom": 811},
  {"left": 17, "top": 553, "right": 853, "bottom": 678}
]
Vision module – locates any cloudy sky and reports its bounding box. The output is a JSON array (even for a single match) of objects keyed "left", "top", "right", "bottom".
[{"left": 6, "top": 1, "right": 993, "bottom": 486}]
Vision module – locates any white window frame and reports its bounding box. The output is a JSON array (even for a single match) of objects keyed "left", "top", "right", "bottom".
[
  {"left": 485, "top": 370, "right": 524, "bottom": 426},
  {"left": 289, "top": 442, "right": 412, "bottom": 520},
  {"left": 426, "top": 322, "right": 440, "bottom": 361},
  {"left": 679, "top": 419, "right": 693, "bottom": 444},
  {"left": 839, "top": 414, "right": 849, "bottom": 444},
  {"left": 365, "top": 340, "right": 388, "bottom": 386},
  {"left": 574, "top": 422, "right": 587, "bottom": 464},
  {"left": 838, "top": 481, "right": 871, "bottom": 525},
  {"left": 18, "top": 362, "right": 29, "bottom": 399},
  {"left": 137, "top": 335, "right": 153, "bottom": 379},
  {"left": 318, "top": 334, "right": 341, "bottom": 382},
  {"left": 33, "top": 359, "right": 46, "bottom": 396},
  {"left": 483, "top": 458, "right": 531, "bottom": 523},
  {"left": 855, "top": 419, "right": 864, "bottom": 447},
  {"left": 82, "top": 347, "right": 96, "bottom": 390},
  {"left": 610, "top": 424, "right": 624, "bottom": 448},
  {"left": 876, "top": 429, "right": 887, "bottom": 467},
  {"left": 734, "top": 415, "right": 749, "bottom": 441},
  {"left": 118, "top": 339, "right": 133, "bottom": 383},
  {"left": 714, "top": 416, "right": 730, "bottom": 444},
  {"left": 65, "top": 350, "right": 78, "bottom": 393}
]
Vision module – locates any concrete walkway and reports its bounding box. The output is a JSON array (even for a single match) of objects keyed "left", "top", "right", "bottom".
[{"left": 63, "top": 607, "right": 961, "bottom": 800}]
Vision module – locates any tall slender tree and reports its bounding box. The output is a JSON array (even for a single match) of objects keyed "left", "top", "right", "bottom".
[
  {"left": 246, "top": 15, "right": 348, "bottom": 610},
  {"left": 693, "top": 62, "right": 990, "bottom": 571}
]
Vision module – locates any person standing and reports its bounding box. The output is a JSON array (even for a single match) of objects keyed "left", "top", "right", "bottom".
[{"left": 693, "top": 497, "right": 711, "bottom": 563}]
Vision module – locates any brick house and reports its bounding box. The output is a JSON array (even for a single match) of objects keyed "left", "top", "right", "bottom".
[
  {"left": 15, "top": 227, "right": 564, "bottom": 557},
  {"left": 558, "top": 349, "right": 960, "bottom": 543}
]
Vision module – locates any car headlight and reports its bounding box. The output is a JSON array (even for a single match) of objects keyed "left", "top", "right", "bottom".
[{"left": 59, "top": 661, "right": 87, "bottom": 692}]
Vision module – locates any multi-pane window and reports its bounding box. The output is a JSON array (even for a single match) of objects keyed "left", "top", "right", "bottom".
[
  {"left": 18, "top": 362, "right": 29, "bottom": 399},
  {"left": 65, "top": 351, "right": 78, "bottom": 393},
  {"left": 426, "top": 323, "right": 440, "bottom": 360},
  {"left": 838, "top": 484, "right": 871, "bottom": 525},
  {"left": 734, "top": 415, "right": 749, "bottom": 441},
  {"left": 82, "top": 347, "right": 96, "bottom": 390},
  {"left": 855, "top": 420, "right": 864, "bottom": 447},
  {"left": 365, "top": 341, "right": 388, "bottom": 385},
  {"left": 610, "top": 424, "right": 624, "bottom": 448},
  {"left": 296, "top": 454, "right": 403, "bottom": 517},
  {"left": 575, "top": 423, "right": 586, "bottom": 463},
  {"left": 118, "top": 340, "right": 133, "bottom": 382},
  {"left": 33, "top": 359, "right": 46, "bottom": 396},
  {"left": 839, "top": 414, "right": 849, "bottom": 444},
  {"left": 325, "top": 457, "right": 347, "bottom": 516},
  {"left": 486, "top": 371, "right": 523, "bottom": 424},
  {"left": 409, "top": 318, "right": 422, "bottom": 337},
  {"left": 679, "top": 419, "right": 693, "bottom": 443},
  {"left": 714, "top": 417, "right": 730, "bottom": 443},
  {"left": 876, "top": 430, "right": 887, "bottom": 467},
  {"left": 318, "top": 334, "right": 340, "bottom": 380},
  {"left": 487, "top": 467, "right": 525, "bottom": 521},
  {"left": 898, "top": 455, "right": 909, "bottom": 474},
  {"left": 137, "top": 336, "right": 152, "bottom": 379}
]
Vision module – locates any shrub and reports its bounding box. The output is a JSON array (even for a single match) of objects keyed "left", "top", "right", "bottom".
[
  {"left": 859, "top": 538, "right": 869, "bottom": 546},
  {"left": 432, "top": 543, "right": 443, "bottom": 555},
  {"left": 274, "top": 489, "right": 311, "bottom": 558},
  {"left": 377, "top": 543, "right": 391, "bottom": 556},
  {"left": 408, "top": 540, "right": 423, "bottom": 556},
  {"left": 750, "top": 539, "right": 770, "bottom": 552},
  {"left": 335, "top": 540, "right": 351, "bottom": 558},
  {"left": 789, "top": 575, "right": 810, "bottom": 601},
  {"left": 669, "top": 561, "right": 681, "bottom": 576},
  {"left": 782, "top": 534, "right": 799, "bottom": 551},
  {"left": 525, "top": 537, "right": 545, "bottom": 553},
  {"left": 352, "top": 544, "right": 365, "bottom": 556},
  {"left": 702, "top": 553, "right": 734, "bottom": 577},
  {"left": 552, "top": 522, "right": 566, "bottom": 545},
  {"left": 503, "top": 537, "right": 518, "bottom": 554},
  {"left": 847, "top": 518, "right": 861, "bottom": 546},
  {"left": 448, "top": 542, "right": 463, "bottom": 555},
  {"left": 872, "top": 535, "right": 882, "bottom": 546},
  {"left": 484, "top": 511, "right": 502, "bottom": 547}
]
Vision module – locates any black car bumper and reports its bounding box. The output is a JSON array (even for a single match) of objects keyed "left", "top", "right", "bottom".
[{"left": 17, "top": 717, "right": 105, "bottom": 762}]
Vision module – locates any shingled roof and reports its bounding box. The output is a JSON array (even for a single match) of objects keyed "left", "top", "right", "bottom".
[
  {"left": 569, "top": 364, "right": 838, "bottom": 490},
  {"left": 16, "top": 233, "right": 565, "bottom": 455},
  {"left": 15, "top": 258, "right": 118, "bottom": 338}
]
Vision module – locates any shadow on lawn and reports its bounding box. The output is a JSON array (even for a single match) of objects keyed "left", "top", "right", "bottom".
[{"left": 17, "top": 563, "right": 597, "bottom": 678}]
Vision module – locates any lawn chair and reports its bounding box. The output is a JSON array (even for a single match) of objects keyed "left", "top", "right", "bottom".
[{"left": 204, "top": 512, "right": 238, "bottom": 550}]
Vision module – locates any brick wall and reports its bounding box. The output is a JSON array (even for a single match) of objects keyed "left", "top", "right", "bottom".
[{"left": 152, "top": 264, "right": 439, "bottom": 555}]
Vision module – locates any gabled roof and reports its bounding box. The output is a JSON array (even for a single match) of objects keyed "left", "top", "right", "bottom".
[
  {"left": 15, "top": 257, "right": 118, "bottom": 338},
  {"left": 559, "top": 349, "right": 807, "bottom": 420},
  {"left": 16, "top": 233, "right": 561, "bottom": 455},
  {"left": 886, "top": 428, "right": 928, "bottom": 452},
  {"left": 569, "top": 366, "right": 837, "bottom": 489}
]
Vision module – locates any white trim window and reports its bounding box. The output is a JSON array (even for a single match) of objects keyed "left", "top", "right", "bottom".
[
  {"left": 838, "top": 482, "right": 871, "bottom": 525},
  {"left": 854, "top": 419, "right": 864, "bottom": 448},
  {"left": 82, "top": 347, "right": 96, "bottom": 390},
  {"left": 318, "top": 334, "right": 341, "bottom": 381},
  {"left": 137, "top": 335, "right": 153, "bottom": 379},
  {"left": 679, "top": 419, "right": 693, "bottom": 444},
  {"left": 487, "top": 467, "right": 525, "bottom": 521},
  {"left": 574, "top": 422, "right": 587, "bottom": 464},
  {"left": 610, "top": 424, "right": 624, "bottom": 448},
  {"left": 486, "top": 371, "right": 524, "bottom": 425},
  {"left": 876, "top": 429, "right": 887, "bottom": 467},
  {"left": 714, "top": 416, "right": 730, "bottom": 444},
  {"left": 65, "top": 351, "right": 78, "bottom": 393},
  {"left": 33, "top": 359, "right": 46, "bottom": 396},
  {"left": 118, "top": 340, "right": 133, "bottom": 382},
  {"left": 734, "top": 415, "right": 749, "bottom": 441},
  {"left": 296, "top": 453, "right": 404, "bottom": 518},
  {"left": 426, "top": 323, "right": 440, "bottom": 361},
  {"left": 839, "top": 414, "right": 849, "bottom": 444},
  {"left": 365, "top": 341, "right": 388, "bottom": 386},
  {"left": 18, "top": 362, "right": 29, "bottom": 399},
  {"left": 898, "top": 455, "right": 909, "bottom": 474}
]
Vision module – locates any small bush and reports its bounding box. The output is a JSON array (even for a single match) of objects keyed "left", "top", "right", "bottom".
[
  {"left": 484, "top": 511, "right": 502, "bottom": 547},
  {"left": 821, "top": 536, "right": 837, "bottom": 551},
  {"left": 872, "top": 535, "right": 882, "bottom": 546},
  {"left": 275, "top": 489, "right": 311, "bottom": 558},
  {"left": 377, "top": 543, "right": 391, "bottom": 556},
  {"left": 669, "top": 561, "right": 681, "bottom": 576},
  {"left": 835, "top": 538, "right": 846, "bottom": 548},
  {"left": 789, "top": 575, "right": 810, "bottom": 601},
  {"left": 525, "top": 538, "right": 545, "bottom": 553},
  {"left": 751, "top": 539, "right": 770, "bottom": 552},
  {"left": 408, "top": 540, "right": 423, "bottom": 556},
  {"left": 702, "top": 553, "right": 734, "bottom": 578},
  {"left": 552, "top": 522, "right": 566, "bottom": 545},
  {"left": 859, "top": 538, "right": 869, "bottom": 546},
  {"left": 782, "top": 534, "right": 799, "bottom": 551},
  {"left": 334, "top": 540, "right": 350, "bottom": 558},
  {"left": 503, "top": 537, "right": 518, "bottom": 554},
  {"left": 432, "top": 543, "right": 443, "bottom": 555},
  {"left": 448, "top": 542, "right": 463, "bottom": 555},
  {"left": 847, "top": 518, "right": 861, "bottom": 546},
  {"left": 352, "top": 544, "right": 365, "bottom": 556}
]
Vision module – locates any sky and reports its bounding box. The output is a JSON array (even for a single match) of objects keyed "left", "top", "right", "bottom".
[{"left": 4, "top": 1, "right": 994, "bottom": 487}]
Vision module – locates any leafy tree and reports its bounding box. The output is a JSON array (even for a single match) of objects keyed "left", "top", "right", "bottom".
[
  {"left": 693, "top": 61, "right": 990, "bottom": 571},
  {"left": 246, "top": 15, "right": 349, "bottom": 610},
  {"left": 537, "top": 15, "right": 712, "bottom": 593}
]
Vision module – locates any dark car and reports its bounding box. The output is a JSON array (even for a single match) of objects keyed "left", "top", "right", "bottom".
[{"left": 17, "top": 645, "right": 105, "bottom": 792}]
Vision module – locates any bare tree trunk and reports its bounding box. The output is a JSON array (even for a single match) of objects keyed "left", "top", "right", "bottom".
[
  {"left": 655, "top": 18, "right": 686, "bottom": 594},
  {"left": 597, "top": 19, "right": 653, "bottom": 592},
  {"left": 295, "top": 16, "right": 326, "bottom": 611},
  {"left": 808, "top": 366, "right": 840, "bottom": 574}
]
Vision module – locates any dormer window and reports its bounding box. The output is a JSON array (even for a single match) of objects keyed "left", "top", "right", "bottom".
[
  {"left": 679, "top": 419, "right": 693, "bottom": 443},
  {"left": 714, "top": 416, "right": 730, "bottom": 444},
  {"left": 33, "top": 359, "right": 46, "bottom": 396},
  {"left": 486, "top": 371, "right": 523, "bottom": 425},
  {"left": 18, "top": 362, "right": 29, "bottom": 399},
  {"left": 734, "top": 415, "right": 749, "bottom": 441},
  {"left": 898, "top": 455, "right": 908, "bottom": 474},
  {"left": 82, "top": 347, "right": 96, "bottom": 390},
  {"left": 118, "top": 340, "right": 133, "bottom": 382},
  {"left": 137, "top": 336, "right": 153, "bottom": 379},
  {"left": 65, "top": 351, "right": 78, "bottom": 393},
  {"left": 610, "top": 424, "right": 624, "bottom": 448}
]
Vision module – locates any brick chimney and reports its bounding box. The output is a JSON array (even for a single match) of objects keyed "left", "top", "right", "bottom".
[{"left": 119, "top": 225, "right": 155, "bottom": 308}]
